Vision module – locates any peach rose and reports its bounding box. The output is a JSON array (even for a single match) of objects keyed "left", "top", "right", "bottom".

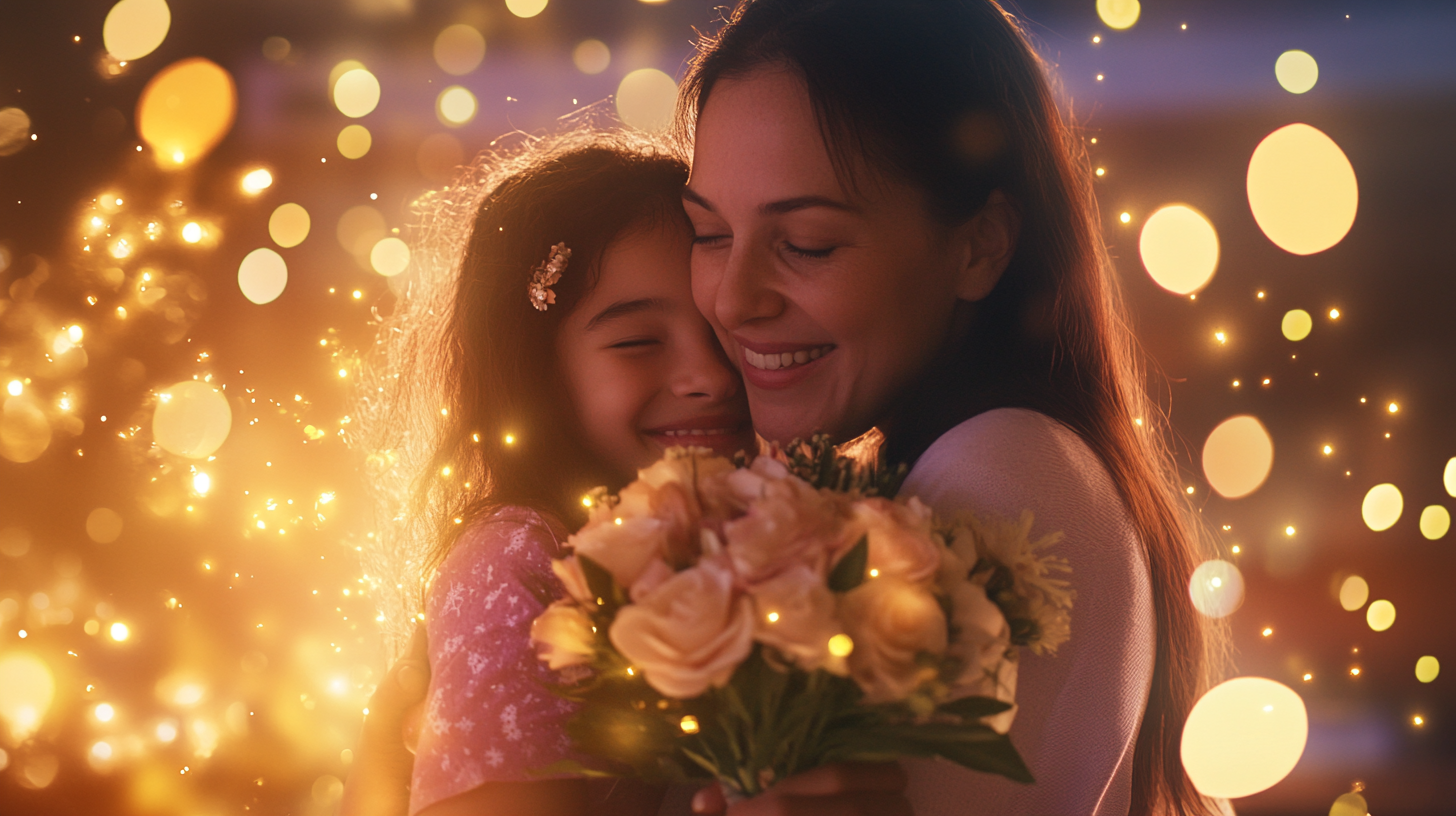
[
  {"left": 608, "top": 555, "right": 754, "bottom": 698},
  {"left": 852, "top": 497, "right": 942, "bottom": 585},
  {"left": 552, "top": 556, "right": 594, "bottom": 605},
  {"left": 569, "top": 515, "right": 669, "bottom": 589},
  {"left": 530, "top": 601, "right": 597, "bottom": 670},
  {"left": 723, "top": 472, "right": 855, "bottom": 585},
  {"left": 748, "top": 563, "right": 848, "bottom": 675},
  {"left": 840, "top": 576, "right": 948, "bottom": 703},
  {"left": 943, "top": 578, "right": 1017, "bottom": 733}
]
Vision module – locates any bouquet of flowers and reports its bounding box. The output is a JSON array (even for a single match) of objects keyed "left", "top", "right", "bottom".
[{"left": 528, "top": 434, "right": 1073, "bottom": 797}]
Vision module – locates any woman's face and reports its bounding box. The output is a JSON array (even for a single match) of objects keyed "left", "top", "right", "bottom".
[
  {"left": 685, "top": 67, "right": 976, "bottom": 444},
  {"left": 556, "top": 218, "right": 756, "bottom": 481}
]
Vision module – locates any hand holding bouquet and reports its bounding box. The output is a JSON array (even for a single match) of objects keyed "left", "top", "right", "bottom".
[{"left": 529, "top": 435, "right": 1072, "bottom": 797}]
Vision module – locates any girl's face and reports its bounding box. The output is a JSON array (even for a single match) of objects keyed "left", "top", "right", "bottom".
[
  {"left": 556, "top": 218, "right": 756, "bottom": 481},
  {"left": 685, "top": 67, "right": 1012, "bottom": 444}
]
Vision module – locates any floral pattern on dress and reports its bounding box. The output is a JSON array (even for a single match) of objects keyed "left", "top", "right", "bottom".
[{"left": 408, "top": 506, "right": 590, "bottom": 815}]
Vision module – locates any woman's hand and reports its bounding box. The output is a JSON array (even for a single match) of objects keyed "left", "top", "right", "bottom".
[
  {"left": 339, "top": 625, "right": 432, "bottom": 816},
  {"left": 691, "top": 762, "right": 912, "bottom": 816}
]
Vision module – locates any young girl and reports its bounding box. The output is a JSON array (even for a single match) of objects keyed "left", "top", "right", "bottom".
[{"left": 342, "top": 129, "right": 754, "bottom": 816}]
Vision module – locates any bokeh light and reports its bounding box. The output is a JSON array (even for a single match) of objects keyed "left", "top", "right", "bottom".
[
  {"left": 1274, "top": 50, "right": 1318, "bottom": 94},
  {"left": 0, "top": 527, "right": 31, "bottom": 557},
  {"left": 1096, "top": 0, "right": 1140, "bottom": 30},
  {"left": 238, "top": 247, "right": 289, "bottom": 305},
  {"left": 1202, "top": 415, "right": 1274, "bottom": 499},
  {"left": 1419, "top": 505, "right": 1450, "bottom": 540},
  {"left": 240, "top": 168, "right": 273, "bottom": 195},
  {"left": 433, "top": 24, "right": 485, "bottom": 75},
  {"left": 336, "top": 205, "right": 387, "bottom": 262},
  {"left": 103, "top": 0, "right": 171, "bottom": 61},
  {"left": 1338, "top": 575, "right": 1369, "bottom": 612},
  {"left": 0, "top": 107, "right": 31, "bottom": 156},
  {"left": 333, "top": 68, "right": 381, "bottom": 118},
  {"left": 437, "top": 86, "right": 478, "bottom": 126},
  {"left": 94, "top": 702, "right": 115, "bottom": 723},
  {"left": 110, "top": 622, "right": 130, "bottom": 641},
  {"left": 1415, "top": 655, "right": 1440, "bottom": 684},
  {"left": 1181, "top": 677, "right": 1307, "bottom": 798},
  {"left": 137, "top": 57, "right": 237, "bottom": 168},
  {"left": 1247, "top": 123, "right": 1358, "bottom": 255},
  {"left": 337, "top": 124, "right": 372, "bottom": 159},
  {"left": 1, "top": 394, "right": 52, "bottom": 463},
  {"left": 268, "top": 203, "right": 311, "bottom": 249},
  {"left": 1139, "top": 204, "right": 1219, "bottom": 295},
  {"left": 1445, "top": 457, "right": 1456, "bottom": 497},
  {"left": 1189, "top": 559, "right": 1245, "bottom": 618},
  {"left": 1366, "top": 599, "right": 1396, "bottom": 632},
  {"left": 573, "top": 39, "right": 611, "bottom": 75},
  {"left": 86, "top": 508, "right": 124, "bottom": 544},
  {"left": 1281, "top": 309, "right": 1312, "bottom": 341},
  {"left": 505, "top": 0, "right": 548, "bottom": 18},
  {"left": 616, "top": 68, "right": 678, "bottom": 132},
  {"left": 1329, "top": 793, "right": 1368, "bottom": 816},
  {"left": 1361, "top": 483, "right": 1404, "bottom": 531},
  {"left": 152, "top": 380, "right": 232, "bottom": 459},
  {"left": 370, "top": 238, "right": 411, "bottom": 277},
  {"left": 0, "top": 653, "right": 55, "bottom": 741}
]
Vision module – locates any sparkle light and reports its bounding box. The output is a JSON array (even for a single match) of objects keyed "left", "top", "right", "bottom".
[
  {"left": 94, "top": 702, "right": 115, "bottom": 722},
  {"left": 1361, "top": 483, "right": 1403, "bottom": 531},
  {"left": 0, "top": 654, "right": 54, "bottom": 740},
  {"left": 616, "top": 68, "right": 678, "bottom": 133},
  {"left": 337, "top": 124, "right": 371, "bottom": 159},
  {"left": 268, "top": 203, "right": 311, "bottom": 248},
  {"left": 238, "top": 247, "right": 289, "bottom": 305},
  {"left": 370, "top": 237, "right": 411, "bottom": 277},
  {"left": 1337, "top": 575, "right": 1369, "bottom": 612},
  {"left": 192, "top": 471, "right": 211, "bottom": 495},
  {"left": 110, "top": 622, "right": 130, "bottom": 641},
  {"left": 505, "top": 0, "right": 548, "bottom": 17},
  {"left": 103, "top": 0, "right": 171, "bottom": 61},
  {"left": 153, "top": 381, "right": 232, "bottom": 459},
  {"left": 1419, "top": 505, "right": 1450, "bottom": 540},
  {"left": 1280, "top": 309, "right": 1312, "bottom": 341},
  {"left": 181, "top": 221, "right": 203, "bottom": 243},
  {"left": 1096, "top": 0, "right": 1140, "bottom": 30},
  {"left": 240, "top": 168, "right": 273, "bottom": 194},
  {"left": 827, "top": 633, "right": 854, "bottom": 657},
  {"left": 1415, "top": 655, "right": 1440, "bottom": 684},
  {"left": 573, "top": 39, "right": 611, "bottom": 75},
  {"left": 1139, "top": 204, "right": 1219, "bottom": 295},
  {"left": 433, "top": 24, "right": 485, "bottom": 75},
  {"left": 1180, "top": 677, "right": 1307, "bottom": 798},
  {"left": 679, "top": 715, "right": 700, "bottom": 734},
  {"left": 436, "top": 86, "right": 478, "bottom": 126},
  {"left": 333, "top": 68, "right": 381, "bottom": 118},
  {"left": 156, "top": 720, "right": 179, "bottom": 742},
  {"left": 1247, "top": 123, "right": 1358, "bottom": 255},
  {"left": 1365, "top": 599, "right": 1396, "bottom": 632},
  {"left": 1188, "top": 560, "right": 1244, "bottom": 618},
  {"left": 1274, "top": 50, "right": 1318, "bottom": 94},
  {"left": 1201, "top": 415, "right": 1274, "bottom": 499},
  {"left": 137, "top": 57, "right": 237, "bottom": 168}
]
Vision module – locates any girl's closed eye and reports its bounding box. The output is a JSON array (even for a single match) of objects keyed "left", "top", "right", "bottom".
[
  {"left": 783, "top": 242, "right": 836, "bottom": 259},
  {"left": 607, "top": 336, "right": 661, "bottom": 351}
]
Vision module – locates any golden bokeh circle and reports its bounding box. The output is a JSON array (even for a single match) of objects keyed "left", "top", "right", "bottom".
[
  {"left": 336, "top": 205, "right": 387, "bottom": 260},
  {"left": 573, "top": 40, "right": 611, "bottom": 75},
  {"left": 1415, "top": 655, "right": 1440, "bottom": 684},
  {"left": 237, "top": 248, "right": 288, "bottom": 305},
  {"left": 0, "top": 107, "right": 33, "bottom": 157},
  {"left": 505, "top": 0, "right": 548, "bottom": 18},
  {"left": 370, "top": 237, "right": 411, "bottom": 277},
  {"left": 1247, "top": 123, "right": 1358, "bottom": 255},
  {"left": 1274, "top": 50, "right": 1318, "bottom": 94},
  {"left": 0, "top": 395, "right": 52, "bottom": 463},
  {"left": 153, "top": 381, "right": 232, "bottom": 459},
  {"left": 268, "top": 203, "right": 311, "bottom": 249},
  {"left": 616, "top": 68, "right": 678, "bottom": 133},
  {"left": 1096, "top": 0, "right": 1140, "bottom": 30},
  {"left": 103, "top": 0, "right": 171, "bottom": 61},
  {"left": 1361, "top": 483, "right": 1403, "bottom": 531},
  {"left": 1281, "top": 309, "right": 1313, "bottom": 342},
  {"left": 1139, "top": 204, "right": 1219, "bottom": 295},
  {"left": 86, "top": 508, "right": 124, "bottom": 544},
  {"left": 433, "top": 24, "right": 485, "bottom": 76},
  {"left": 333, "top": 68, "right": 381, "bottom": 118},
  {"left": 0, "top": 653, "right": 55, "bottom": 741},
  {"left": 1181, "top": 677, "right": 1307, "bottom": 798},
  {"left": 436, "top": 86, "right": 478, "bottom": 126},
  {"left": 1201, "top": 415, "right": 1274, "bottom": 499},
  {"left": 1329, "top": 793, "right": 1368, "bottom": 816},
  {"left": 1366, "top": 599, "right": 1396, "bottom": 632},
  {"left": 1419, "top": 505, "right": 1450, "bottom": 540},
  {"left": 1445, "top": 457, "right": 1456, "bottom": 498},
  {"left": 337, "top": 124, "right": 372, "bottom": 159},
  {"left": 1188, "top": 560, "right": 1244, "bottom": 619},
  {"left": 1337, "top": 575, "right": 1369, "bottom": 612},
  {"left": 136, "top": 58, "right": 236, "bottom": 169}
]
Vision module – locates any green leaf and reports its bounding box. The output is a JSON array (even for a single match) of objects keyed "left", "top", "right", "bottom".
[
  {"left": 828, "top": 535, "right": 869, "bottom": 593},
  {"left": 936, "top": 695, "right": 1014, "bottom": 720}
]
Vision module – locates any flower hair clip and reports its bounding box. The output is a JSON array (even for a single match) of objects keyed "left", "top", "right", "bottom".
[{"left": 527, "top": 242, "right": 572, "bottom": 311}]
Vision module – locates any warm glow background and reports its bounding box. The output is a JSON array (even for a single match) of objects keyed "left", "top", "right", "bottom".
[{"left": 1, "top": 1, "right": 1454, "bottom": 814}]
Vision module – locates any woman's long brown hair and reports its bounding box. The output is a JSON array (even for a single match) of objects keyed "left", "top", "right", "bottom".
[{"left": 677, "top": 2, "right": 1225, "bottom": 813}]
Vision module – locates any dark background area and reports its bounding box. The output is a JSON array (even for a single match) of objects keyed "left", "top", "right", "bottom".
[{"left": 1, "top": 1, "right": 1453, "bottom": 813}]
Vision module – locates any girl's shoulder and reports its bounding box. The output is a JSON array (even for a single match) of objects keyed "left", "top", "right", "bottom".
[{"left": 432, "top": 505, "right": 569, "bottom": 591}]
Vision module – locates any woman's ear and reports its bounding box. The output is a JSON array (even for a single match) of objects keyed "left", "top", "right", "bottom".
[{"left": 953, "top": 190, "right": 1021, "bottom": 302}]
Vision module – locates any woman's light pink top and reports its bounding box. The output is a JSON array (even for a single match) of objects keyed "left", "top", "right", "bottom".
[
  {"left": 901, "top": 408, "right": 1155, "bottom": 816},
  {"left": 408, "top": 506, "right": 591, "bottom": 815}
]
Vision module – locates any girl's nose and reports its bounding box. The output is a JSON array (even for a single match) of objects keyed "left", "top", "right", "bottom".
[{"left": 673, "top": 329, "right": 743, "bottom": 401}]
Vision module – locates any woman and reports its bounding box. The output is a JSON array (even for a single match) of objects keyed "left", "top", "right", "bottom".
[{"left": 678, "top": 1, "right": 1219, "bottom": 814}]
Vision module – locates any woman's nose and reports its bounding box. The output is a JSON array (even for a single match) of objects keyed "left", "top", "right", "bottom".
[{"left": 711, "top": 243, "right": 785, "bottom": 331}]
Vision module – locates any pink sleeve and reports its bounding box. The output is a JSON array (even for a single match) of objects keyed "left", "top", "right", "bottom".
[
  {"left": 408, "top": 508, "right": 592, "bottom": 815},
  {"left": 898, "top": 408, "right": 1156, "bottom": 816}
]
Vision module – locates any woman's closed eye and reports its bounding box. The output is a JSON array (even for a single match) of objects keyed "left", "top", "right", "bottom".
[
  {"left": 783, "top": 242, "right": 836, "bottom": 259},
  {"left": 692, "top": 233, "right": 729, "bottom": 248}
]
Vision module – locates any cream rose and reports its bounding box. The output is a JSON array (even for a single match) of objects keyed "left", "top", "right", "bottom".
[
  {"left": 749, "top": 563, "right": 848, "bottom": 675},
  {"left": 569, "top": 515, "right": 668, "bottom": 589},
  {"left": 852, "top": 497, "right": 941, "bottom": 585},
  {"left": 943, "top": 579, "right": 1017, "bottom": 733},
  {"left": 840, "top": 576, "right": 948, "bottom": 703},
  {"left": 552, "top": 556, "right": 594, "bottom": 605},
  {"left": 609, "top": 555, "right": 755, "bottom": 698},
  {"left": 530, "top": 601, "right": 597, "bottom": 670},
  {"left": 724, "top": 473, "right": 855, "bottom": 585}
]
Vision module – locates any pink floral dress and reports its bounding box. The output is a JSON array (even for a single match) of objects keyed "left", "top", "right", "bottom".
[{"left": 408, "top": 506, "right": 592, "bottom": 815}]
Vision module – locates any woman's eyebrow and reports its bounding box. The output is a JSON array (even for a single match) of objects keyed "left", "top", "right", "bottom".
[
  {"left": 585, "top": 298, "right": 662, "bottom": 331},
  {"left": 682, "top": 186, "right": 858, "bottom": 216}
]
